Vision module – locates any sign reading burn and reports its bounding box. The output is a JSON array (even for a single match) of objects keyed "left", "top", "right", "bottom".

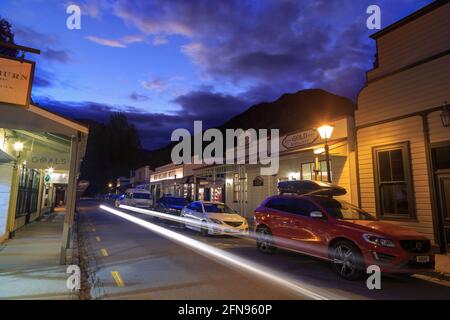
[{"left": 0, "top": 57, "right": 34, "bottom": 107}]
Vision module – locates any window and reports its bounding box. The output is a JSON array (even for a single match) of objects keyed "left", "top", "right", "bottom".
[
  {"left": 265, "top": 197, "right": 316, "bottom": 216},
  {"left": 16, "top": 166, "right": 40, "bottom": 217},
  {"left": 301, "top": 160, "right": 332, "bottom": 181},
  {"left": 373, "top": 142, "right": 415, "bottom": 219},
  {"left": 232, "top": 173, "right": 247, "bottom": 202}
]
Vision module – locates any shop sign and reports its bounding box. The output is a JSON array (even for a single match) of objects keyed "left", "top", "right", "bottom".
[
  {"left": 26, "top": 153, "right": 70, "bottom": 170},
  {"left": 253, "top": 176, "right": 264, "bottom": 187},
  {"left": 282, "top": 129, "right": 319, "bottom": 149},
  {"left": 0, "top": 56, "right": 35, "bottom": 107}
]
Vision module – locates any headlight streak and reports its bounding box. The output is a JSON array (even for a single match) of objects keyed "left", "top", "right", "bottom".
[
  {"left": 99, "top": 205, "right": 340, "bottom": 300},
  {"left": 119, "top": 204, "right": 331, "bottom": 259}
]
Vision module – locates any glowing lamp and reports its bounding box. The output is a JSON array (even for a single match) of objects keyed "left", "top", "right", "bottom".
[
  {"left": 317, "top": 125, "right": 334, "bottom": 140},
  {"left": 13, "top": 141, "right": 24, "bottom": 152}
]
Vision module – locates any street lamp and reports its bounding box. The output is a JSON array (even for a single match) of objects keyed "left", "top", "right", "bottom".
[
  {"left": 13, "top": 141, "right": 24, "bottom": 158},
  {"left": 440, "top": 101, "right": 450, "bottom": 128},
  {"left": 317, "top": 125, "right": 334, "bottom": 183}
]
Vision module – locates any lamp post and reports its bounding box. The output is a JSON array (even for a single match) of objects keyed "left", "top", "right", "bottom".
[{"left": 317, "top": 125, "right": 334, "bottom": 183}]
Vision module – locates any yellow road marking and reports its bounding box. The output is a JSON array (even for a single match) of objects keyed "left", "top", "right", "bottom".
[
  {"left": 95, "top": 236, "right": 101, "bottom": 242},
  {"left": 111, "top": 271, "right": 125, "bottom": 287},
  {"left": 100, "top": 248, "right": 109, "bottom": 257}
]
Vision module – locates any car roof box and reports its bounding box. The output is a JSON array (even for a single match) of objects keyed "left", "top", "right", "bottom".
[{"left": 278, "top": 180, "right": 347, "bottom": 196}]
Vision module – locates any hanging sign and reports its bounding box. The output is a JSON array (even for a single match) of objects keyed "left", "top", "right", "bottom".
[
  {"left": 282, "top": 129, "right": 319, "bottom": 149},
  {"left": 0, "top": 56, "right": 35, "bottom": 107}
]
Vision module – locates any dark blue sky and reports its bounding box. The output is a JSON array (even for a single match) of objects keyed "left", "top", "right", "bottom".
[{"left": 0, "top": 0, "right": 432, "bottom": 149}]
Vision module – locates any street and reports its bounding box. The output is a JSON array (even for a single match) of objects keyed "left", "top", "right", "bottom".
[{"left": 78, "top": 200, "right": 450, "bottom": 300}]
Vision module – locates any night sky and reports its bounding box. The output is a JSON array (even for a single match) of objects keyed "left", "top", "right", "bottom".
[{"left": 0, "top": 0, "right": 432, "bottom": 149}]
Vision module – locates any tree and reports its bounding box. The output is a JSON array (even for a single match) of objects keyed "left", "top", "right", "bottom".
[
  {"left": 79, "top": 113, "right": 145, "bottom": 195},
  {"left": 0, "top": 17, "right": 18, "bottom": 58}
]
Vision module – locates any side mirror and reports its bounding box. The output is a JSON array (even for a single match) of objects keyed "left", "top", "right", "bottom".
[{"left": 310, "top": 211, "right": 324, "bottom": 219}]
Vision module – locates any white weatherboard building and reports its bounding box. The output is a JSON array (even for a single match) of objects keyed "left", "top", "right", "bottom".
[
  {"left": 355, "top": 0, "right": 450, "bottom": 254},
  {"left": 0, "top": 53, "right": 88, "bottom": 263}
]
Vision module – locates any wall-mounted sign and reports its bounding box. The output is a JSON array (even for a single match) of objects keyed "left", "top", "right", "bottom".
[
  {"left": 253, "top": 176, "right": 264, "bottom": 187},
  {"left": 282, "top": 129, "right": 319, "bottom": 149},
  {"left": 0, "top": 57, "right": 35, "bottom": 107},
  {"left": 26, "top": 153, "right": 70, "bottom": 170}
]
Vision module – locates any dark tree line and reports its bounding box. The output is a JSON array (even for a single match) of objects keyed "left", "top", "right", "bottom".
[{"left": 80, "top": 113, "right": 147, "bottom": 195}]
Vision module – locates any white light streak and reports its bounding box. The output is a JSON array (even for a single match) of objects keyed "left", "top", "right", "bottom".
[{"left": 100, "top": 205, "right": 340, "bottom": 300}]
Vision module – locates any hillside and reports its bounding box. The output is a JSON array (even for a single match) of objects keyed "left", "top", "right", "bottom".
[{"left": 148, "top": 88, "right": 356, "bottom": 168}]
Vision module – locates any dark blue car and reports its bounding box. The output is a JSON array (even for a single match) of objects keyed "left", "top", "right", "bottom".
[{"left": 155, "top": 196, "right": 190, "bottom": 215}]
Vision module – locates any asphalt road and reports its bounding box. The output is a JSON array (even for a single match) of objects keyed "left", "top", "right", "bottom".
[{"left": 77, "top": 200, "right": 450, "bottom": 300}]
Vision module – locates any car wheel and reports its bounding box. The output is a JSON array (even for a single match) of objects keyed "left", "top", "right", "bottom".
[
  {"left": 256, "top": 227, "right": 276, "bottom": 254},
  {"left": 330, "top": 240, "right": 364, "bottom": 280},
  {"left": 200, "top": 220, "right": 209, "bottom": 236}
]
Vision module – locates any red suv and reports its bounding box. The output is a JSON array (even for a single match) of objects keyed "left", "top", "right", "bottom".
[{"left": 254, "top": 183, "right": 435, "bottom": 280}]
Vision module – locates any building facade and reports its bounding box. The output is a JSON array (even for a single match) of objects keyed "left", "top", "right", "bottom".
[
  {"left": 193, "top": 115, "right": 358, "bottom": 221},
  {"left": 0, "top": 102, "right": 88, "bottom": 263},
  {"left": 355, "top": 1, "right": 450, "bottom": 252},
  {"left": 150, "top": 163, "right": 200, "bottom": 201}
]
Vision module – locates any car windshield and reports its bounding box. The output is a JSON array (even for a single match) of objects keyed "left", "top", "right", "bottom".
[
  {"left": 203, "top": 203, "right": 236, "bottom": 214},
  {"left": 165, "top": 197, "right": 189, "bottom": 206},
  {"left": 133, "top": 193, "right": 150, "bottom": 199},
  {"left": 315, "top": 198, "right": 375, "bottom": 220}
]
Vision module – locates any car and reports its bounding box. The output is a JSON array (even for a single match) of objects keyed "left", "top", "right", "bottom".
[
  {"left": 254, "top": 181, "right": 435, "bottom": 280},
  {"left": 181, "top": 201, "right": 249, "bottom": 236},
  {"left": 116, "top": 188, "right": 153, "bottom": 208},
  {"left": 155, "top": 196, "right": 190, "bottom": 215}
]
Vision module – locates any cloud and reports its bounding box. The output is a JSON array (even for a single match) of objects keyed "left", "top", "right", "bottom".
[
  {"left": 42, "top": 49, "right": 71, "bottom": 63},
  {"left": 129, "top": 92, "right": 150, "bottom": 102},
  {"left": 13, "top": 26, "right": 71, "bottom": 63},
  {"left": 32, "top": 68, "right": 58, "bottom": 88},
  {"left": 86, "top": 35, "right": 127, "bottom": 48},
  {"left": 86, "top": 34, "right": 146, "bottom": 48},
  {"left": 33, "top": 96, "right": 189, "bottom": 150},
  {"left": 171, "top": 89, "right": 248, "bottom": 128},
  {"left": 111, "top": 0, "right": 383, "bottom": 100},
  {"left": 140, "top": 75, "right": 182, "bottom": 92},
  {"left": 152, "top": 35, "right": 168, "bottom": 46}
]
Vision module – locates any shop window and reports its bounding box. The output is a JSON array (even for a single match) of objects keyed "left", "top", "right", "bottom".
[
  {"left": 301, "top": 160, "right": 332, "bottom": 182},
  {"left": 373, "top": 142, "right": 415, "bottom": 219},
  {"left": 16, "top": 166, "right": 40, "bottom": 217}
]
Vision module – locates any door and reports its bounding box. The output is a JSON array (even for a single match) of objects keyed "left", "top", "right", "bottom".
[
  {"left": 437, "top": 172, "right": 450, "bottom": 250},
  {"left": 432, "top": 144, "right": 450, "bottom": 252}
]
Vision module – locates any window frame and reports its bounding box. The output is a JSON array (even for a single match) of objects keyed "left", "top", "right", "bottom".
[{"left": 372, "top": 141, "right": 416, "bottom": 220}]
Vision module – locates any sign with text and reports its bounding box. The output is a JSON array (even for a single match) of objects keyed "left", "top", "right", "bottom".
[
  {"left": 282, "top": 129, "right": 319, "bottom": 149},
  {"left": 26, "top": 153, "right": 70, "bottom": 171},
  {"left": 0, "top": 56, "right": 34, "bottom": 107}
]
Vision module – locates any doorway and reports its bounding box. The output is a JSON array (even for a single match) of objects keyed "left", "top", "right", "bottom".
[{"left": 432, "top": 143, "right": 450, "bottom": 253}]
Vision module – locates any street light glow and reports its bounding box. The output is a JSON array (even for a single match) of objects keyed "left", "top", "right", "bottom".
[
  {"left": 317, "top": 125, "right": 334, "bottom": 140},
  {"left": 13, "top": 141, "right": 24, "bottom": 152}
]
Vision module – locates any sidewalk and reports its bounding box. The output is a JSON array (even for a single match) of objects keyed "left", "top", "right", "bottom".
[{"left": 0, "top": 211, "right": 76, "bottom": 300}]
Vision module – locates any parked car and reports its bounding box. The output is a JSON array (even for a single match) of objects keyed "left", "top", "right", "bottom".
[
  {"left": 181, "top": 201, "right": 249, "bottom": 236},
  {"left": 116, "top": 188, "right": 153, "bottom": 208},
  {"left": 154, "top": 196, "right": 190, "bottom": 215},
  {"left": 254, "top": 181, "right": 435, "bottom": 280}
]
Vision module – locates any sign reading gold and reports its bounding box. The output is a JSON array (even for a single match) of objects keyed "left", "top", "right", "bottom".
[
  {"left": 282, "top": 129, "right": 319, "bottom": 149},
  {"left": 0, "top": 57, "right": 34, "bottom": 107}
]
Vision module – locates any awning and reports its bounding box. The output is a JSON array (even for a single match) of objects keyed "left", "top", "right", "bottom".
[{"left": 0, "top": 148, "right": 15, "bottom": 163}]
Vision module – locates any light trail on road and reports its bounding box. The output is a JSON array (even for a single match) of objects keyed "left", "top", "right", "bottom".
[
  {"left": 119, "top": 204, "right": 332, "bottom": 259},
  {"left": 100, "top": 204, "right": 344, "bottom": 300}
]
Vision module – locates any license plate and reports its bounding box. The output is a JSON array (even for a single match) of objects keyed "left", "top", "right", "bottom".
[{"left": 415, "top": 255, "right": 430, "bottom": 263}]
